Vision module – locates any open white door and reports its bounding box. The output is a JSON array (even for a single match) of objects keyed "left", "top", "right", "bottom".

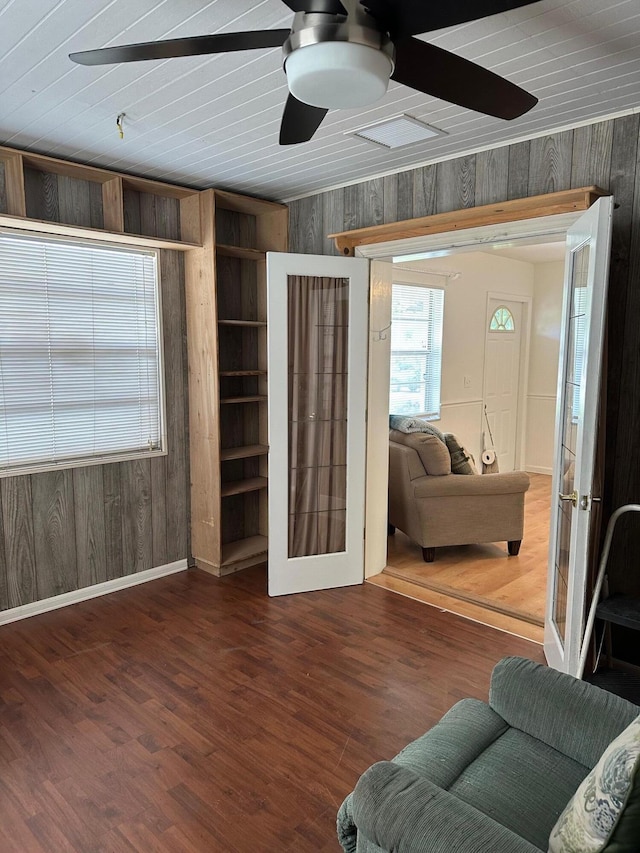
[
  {"left": 545, "top": 196, "right": 613, "bottom": 674},
  {"left": 267, "top": 252, "right": 369, "bottom": 596}
]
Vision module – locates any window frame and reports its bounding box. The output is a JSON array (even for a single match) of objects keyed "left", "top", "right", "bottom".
[{"left": 0, "top": 226, "right": 167, "bottom": 478}]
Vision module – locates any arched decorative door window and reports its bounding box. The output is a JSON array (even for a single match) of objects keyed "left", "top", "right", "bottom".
[{"left": 489, "top": 305, "right": 515, "bottom": 332}]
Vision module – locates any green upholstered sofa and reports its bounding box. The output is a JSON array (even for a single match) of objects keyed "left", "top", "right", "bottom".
[{"left": 337, "top": 657, "right": 640, "bottom": 853}]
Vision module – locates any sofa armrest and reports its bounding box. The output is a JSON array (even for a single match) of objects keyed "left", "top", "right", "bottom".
[
  {"left": 490, "top": 657, "right": 640, "bottom": 768},
  {"left": 350, "top": 762, "right": 540, "bottom": 853},
  {"left": 413, "top": 470, "right": 530, "bottom": 499}
]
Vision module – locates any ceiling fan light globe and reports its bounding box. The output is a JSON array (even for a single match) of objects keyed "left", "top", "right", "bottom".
[{"left": 285, "top": 41, "right": 392, "bottom": 109}]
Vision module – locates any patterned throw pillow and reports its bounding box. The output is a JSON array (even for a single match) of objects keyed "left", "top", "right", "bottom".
[
  {"left": 443, "top": 433, "right": 478, "bottom": 475},
  {"left": 548, "top": 714, "right": 640, "bottom": 853}
]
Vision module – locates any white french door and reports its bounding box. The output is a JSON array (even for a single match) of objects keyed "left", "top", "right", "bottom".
[
  {"left": 544, "top": 196, "right": 613, "bottom": 674},
  {"left": 266, "top": 252, "right": 369, "bottom": 596}
]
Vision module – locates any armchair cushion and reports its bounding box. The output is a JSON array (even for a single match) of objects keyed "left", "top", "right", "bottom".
[
  {"left": 549, "top": 714, "right": 640, "bottom": 853},
  {"left": 389, "top": 429, "right": 451, "bottom": 476}
]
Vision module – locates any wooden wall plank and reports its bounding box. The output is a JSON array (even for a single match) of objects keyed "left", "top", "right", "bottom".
[
  {"left": 290, "top": 194, "right": 323, "bottom": 253},
  {"left": 357, "top": 177, "right": 384, "bottom": 231},
  {"left": 412, "top": 164, "right": 437, "bottom": 219},
  {"left": 57, "top": 175, "right": 104, "bottom": 228},
  {"left": 123, "top": 188, "right": 142, "bottom": 235},
  {"left": 382, "top": 175, "right": 398, "bottom": 226},
  {"left": 343, "top": 184, "right": 359, "bottom": 233},
  {"left": 0, "top": 477, "right": 36, "bottom": 607},
  {"left": 73, "top": 466, "right": 107, "bottom": 589},
  {"left": 436, "top": 155, "right": 476, "bottom": 213},
  {"left": 120, "top": 460, "right": 153, "bottom": 575},
  {"left": 103, "top": 464, "right": 124, "bottom": 581},
  {"left": 507, "top": 141, "right": 531, "bottom": 200},
  {"left": 396, "top": 170, "right": 414, "bottom": 222},
  {"left": 571, "top": 121, "right": 614, "bottom": 190},
  {"left": 323, "top": 189, "right": 345, "bottom": 256},
  {"left": 603, "top": 114, "right": 639, "bottom": 521},
  {"left": 528, "top": 131, "right": 574, "bottom": 195},
  {"left": 32, "top": 470, "right": 77, "bottom": 599},
  {"left": 24, "top": 167, "right": 59, "bottom": 221},
  {"left": 150, "top": 457, "right": 168, "bottom": 568},
  {"left": 0, "top": 487, "right": 8, "bottom": 610},
  {"left": 475, "top": 148, "right": 509, "bottom": 206}
]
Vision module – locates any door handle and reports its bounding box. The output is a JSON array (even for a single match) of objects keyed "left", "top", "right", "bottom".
[{"left": 559, "top": 490, "right": 578, "bottom": 507}]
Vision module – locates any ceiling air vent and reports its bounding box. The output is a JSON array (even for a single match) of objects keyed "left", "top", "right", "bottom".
[{"left": 353, "top": 115, "right": 445, "bottom": 149}]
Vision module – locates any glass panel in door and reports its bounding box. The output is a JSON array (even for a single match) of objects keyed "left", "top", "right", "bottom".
[
  {"left": 289, "top": 276, "right": 348, "bottom": 558},
  {"left": 551, "top": 245, "right": 589, "bottom": 645}
]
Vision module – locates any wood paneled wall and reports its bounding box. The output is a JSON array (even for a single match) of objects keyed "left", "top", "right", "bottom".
[
  {"left": 0, "top": 169, "right": 190, "bottom": 611},
  {"left": 289, "top": 115, "right": 640, "bottom": 664}
]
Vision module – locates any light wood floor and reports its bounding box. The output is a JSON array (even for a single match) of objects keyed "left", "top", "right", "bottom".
[{"left": 374, "top": 472, "right": 551, "bottom": 643}]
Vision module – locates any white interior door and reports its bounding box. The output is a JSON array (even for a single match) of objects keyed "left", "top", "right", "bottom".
[
  {"left": 483, "top": 298, "right": 524, "bottom": 472},
  {"left": 545, "top": 196, "right": 613, "bottom": 674},
  {"left": 267, "top": 252, "right": 369, "bottom": 596}
]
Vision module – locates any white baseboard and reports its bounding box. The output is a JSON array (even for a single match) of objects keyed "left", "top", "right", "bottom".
[
  {"left": 0, "top": 559, "right": 188, "bottom": 626},
  {"left": 526, "top": 465, "right": 553, "bottom": 476}
]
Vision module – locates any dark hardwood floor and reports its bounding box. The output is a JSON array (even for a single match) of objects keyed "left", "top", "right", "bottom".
[{"left": 0, "top": 566, "right": 544, "bottom": 852}]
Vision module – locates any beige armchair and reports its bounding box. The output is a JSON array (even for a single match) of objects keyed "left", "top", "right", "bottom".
[{"left": 388, "top": 430, "right": 530, "bottom": 562}]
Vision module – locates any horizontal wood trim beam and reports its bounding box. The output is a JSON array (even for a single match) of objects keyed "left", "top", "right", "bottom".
[
  {"left": 0, "top": 213, "right": 201, "bottom": 251},
  {"left": 329, "top": 186, "right": 609, "bottom": 256}
]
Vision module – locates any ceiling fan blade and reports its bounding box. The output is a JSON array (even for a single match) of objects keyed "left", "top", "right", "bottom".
[
  {"left": 70, "top": 30, "right": 291, "bottom": 66},
  {"left": 280, "top": 95, "right": 328, "bottom": 145},
  {"left": 392, "top": 37, "right": 537, "bottom": 120},
  {"left": 281, "top": 0, "right": 347, "bottom": 14},
  {"left": 360, "top": 0, "right": 541, "bottom": 39}
]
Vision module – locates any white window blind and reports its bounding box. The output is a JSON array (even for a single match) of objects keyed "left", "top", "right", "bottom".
[
  {"left": 389, "top": 283, "right": 444, "bottom": 419},
  {"left": 0, "top": 231, "right": 164, "bottom": 476}
]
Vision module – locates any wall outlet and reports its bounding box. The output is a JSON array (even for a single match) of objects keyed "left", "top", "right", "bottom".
[{"left": 463, "top": 375, "right": 472, "bottom": 388}]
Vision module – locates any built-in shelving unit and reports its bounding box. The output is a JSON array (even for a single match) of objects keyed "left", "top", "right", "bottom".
[{"left": 184, "top": 188, "right": 288, "bottom": 576}]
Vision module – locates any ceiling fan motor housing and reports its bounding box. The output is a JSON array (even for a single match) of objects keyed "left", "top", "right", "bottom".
[{"left": 283, "top": 12, "right": 395, "bottom": 109}]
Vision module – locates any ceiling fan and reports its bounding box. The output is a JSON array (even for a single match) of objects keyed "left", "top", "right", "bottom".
[{"left": 70, "top": 0, "right": 541, "bottom": 146}]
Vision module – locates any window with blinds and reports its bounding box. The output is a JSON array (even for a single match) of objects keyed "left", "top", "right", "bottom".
[
  {"left": 0, "top": 230, "right": 165, "bottom": 476},
  {"left": 389, "top": 283, "right": 444, "bottom": 419}
]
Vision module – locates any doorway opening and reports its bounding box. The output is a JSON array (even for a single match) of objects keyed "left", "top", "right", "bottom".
[{"left": 359, "top": 219, "right": 577, "bottom": 643}]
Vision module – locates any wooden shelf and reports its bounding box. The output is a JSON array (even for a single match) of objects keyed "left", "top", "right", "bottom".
[
  {"left": 221, "top": 477, "right": 268, "bottom": 497},
  {"left": 216, "top": 244, "right": 266, "bottom": 261},
  {"left": 596, "top": 597, "right": 640, "bottom": 631},
  {"left": 220, "top": 395, "right": 267, "bottom": 405},
  {"left": 220, "top": 444, "right": 269, "bottom": 461},
  {"left": 221, "top": 535, "right": 268, "bottom": 567},
  {"left": 218, "top": 319, "right": 267, "bottom": 327},
  {"left": 185, "top": 188, "right": 287, "bottom": 577},
  {"left": 214, "top": 189, "right": 285, "bottom": 216},
  {"left": 219, "top": 370, "right": 267, "bottom": 377}
]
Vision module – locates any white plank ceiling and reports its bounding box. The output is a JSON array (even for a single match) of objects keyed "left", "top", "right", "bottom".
[{"left": 1, "top": 0, "right": 639, "bottom": 201}]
